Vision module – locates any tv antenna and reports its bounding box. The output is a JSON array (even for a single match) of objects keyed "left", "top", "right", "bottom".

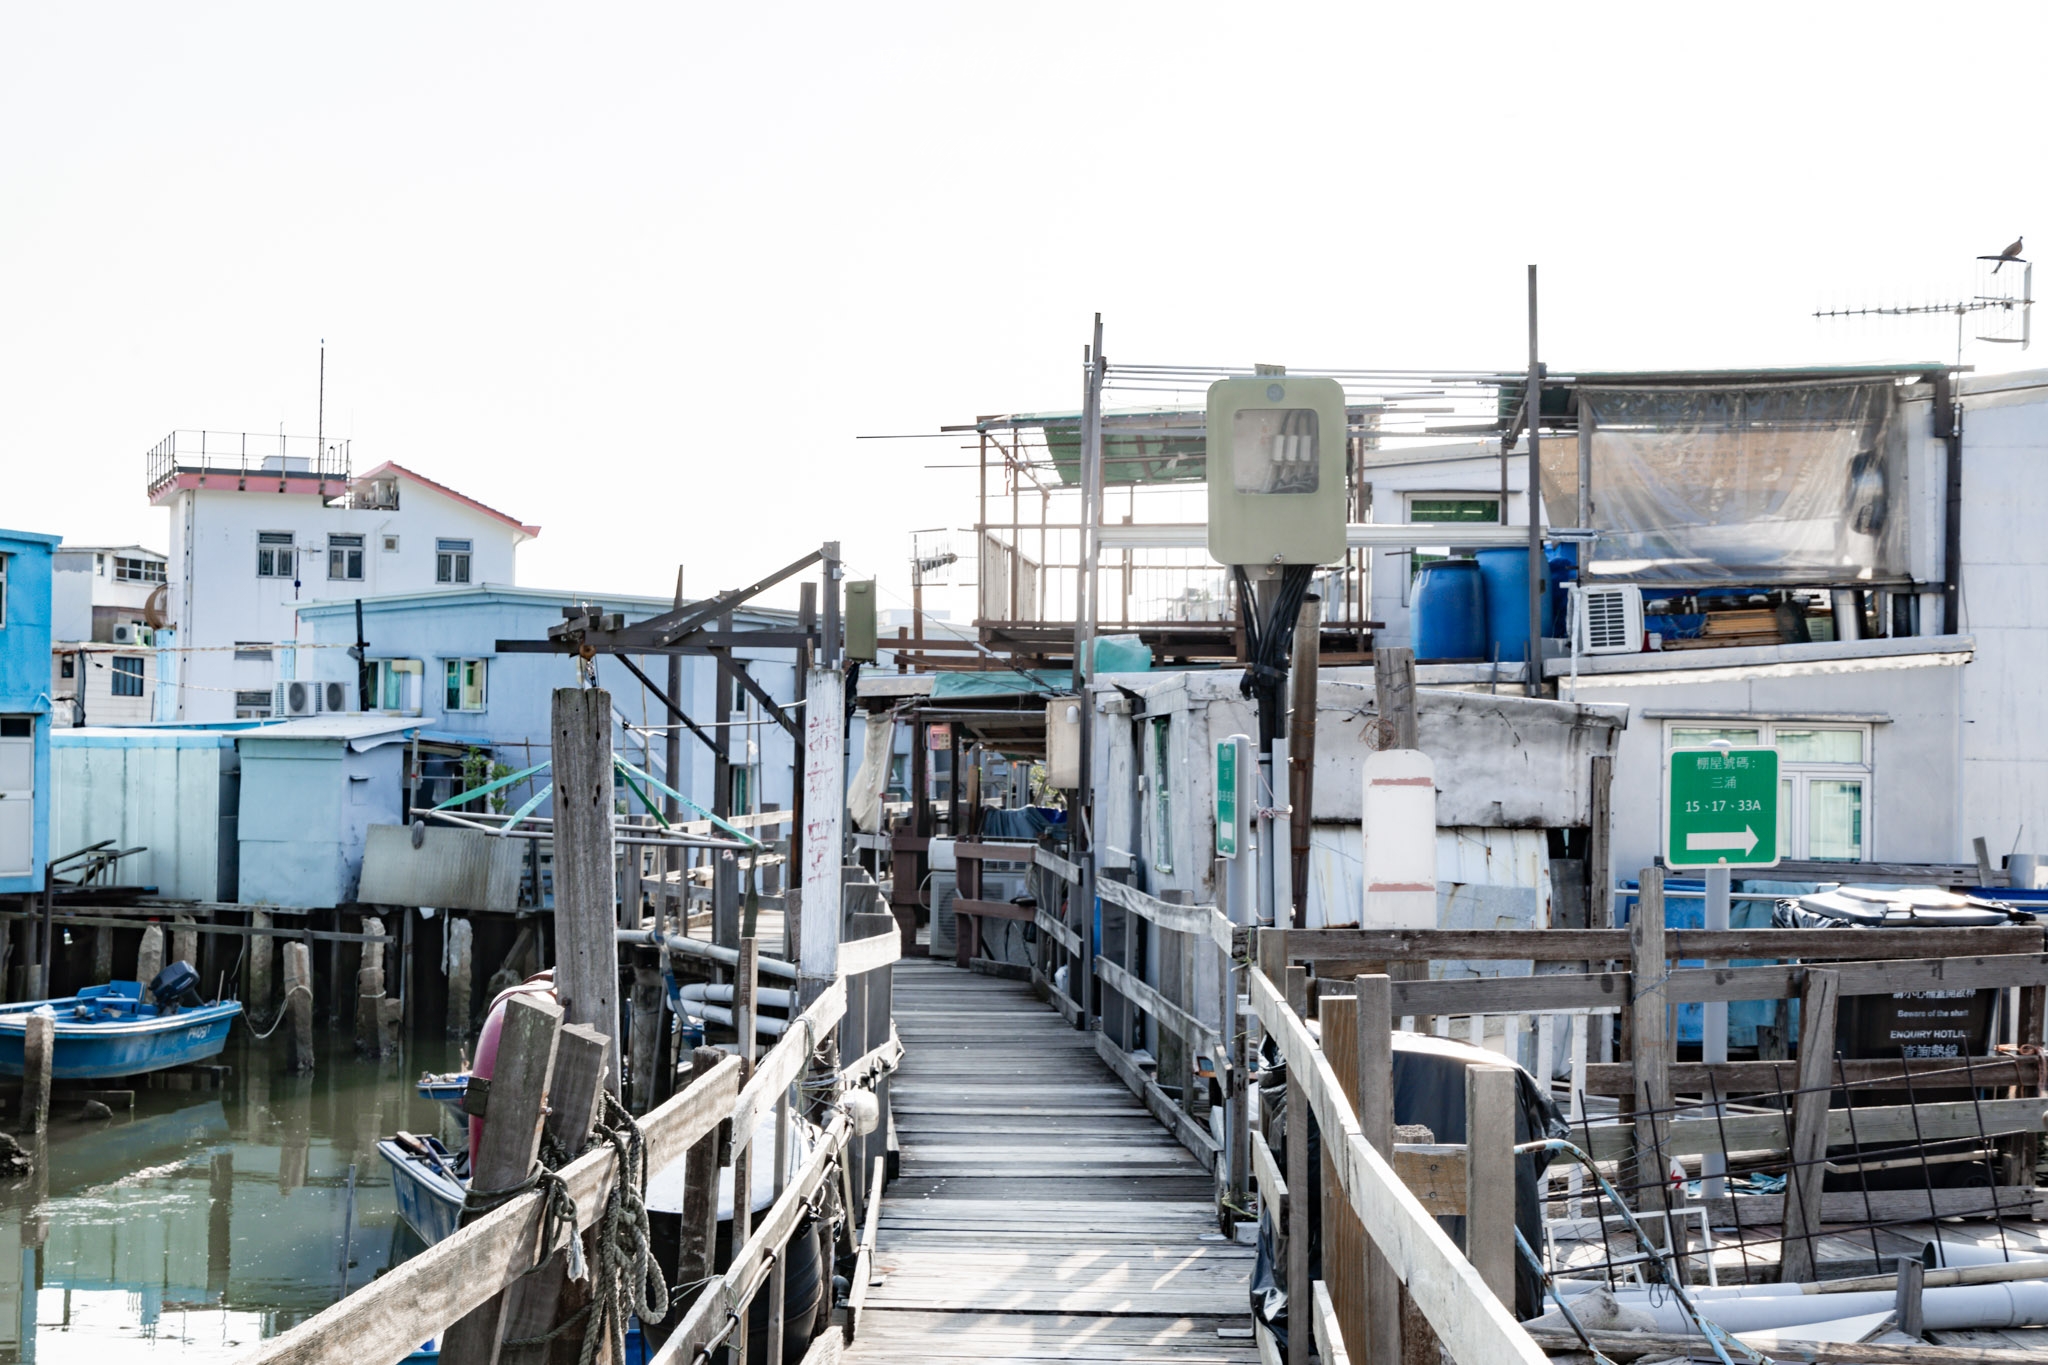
[{"left": 1815, "top": 246, "right": 2032, "bottom": 364}]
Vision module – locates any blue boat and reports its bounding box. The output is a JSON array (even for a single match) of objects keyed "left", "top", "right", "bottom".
[
  {"left": 0, "top": 982, "right": 241, "bottom": 1080},
  {"left": 417, "top": 1071, "right": 471, "bottom": 1118},
  {"left": 379, "top": 1132, "right": 468, "bottom": 1247}
]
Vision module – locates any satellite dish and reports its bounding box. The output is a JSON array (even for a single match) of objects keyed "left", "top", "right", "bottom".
[{"left": 142, "top": 584, "right": 170, "bottom": 630}]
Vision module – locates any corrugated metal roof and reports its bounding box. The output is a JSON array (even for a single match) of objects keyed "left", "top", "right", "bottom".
[{"left": 235, "top": 715, "right": 421, "bottom": 744}]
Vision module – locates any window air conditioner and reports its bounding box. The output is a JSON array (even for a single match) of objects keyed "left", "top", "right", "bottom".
[
  {"left": 322, "top": 680, "right": 353, "bottom": 714},
  {"left": 1576, "top": 586, "right": 1643, "bottom": 656},
  {"left": 274, "top": 679, "right": 320, "bottom": 718}
]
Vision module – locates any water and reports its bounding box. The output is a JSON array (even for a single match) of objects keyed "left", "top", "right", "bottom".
[{"left": 0, "top": 1024, "right": 468, "bottom": 1363}]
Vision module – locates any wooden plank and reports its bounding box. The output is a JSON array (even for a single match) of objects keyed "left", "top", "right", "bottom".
[
  {"left": 1034, "top": 909, "right": 1082, "bottom": 956},
  {"left": 1251, "top": 1130, "right": 1287, "bottom": 1222},
  {"left": 1097, "top": 878, "right": 1234, "bottom": 953},
  {"left": 1098, "top": 955, "right": 1221, "bottom": 1052},
  {"left": 1576, "top": 1094, "right": 2048, "bottom": 1160},
  {"left": 1630, "top": 868, "right": 1677, "bottom": 1262},
  {"left": 837, "top": 930, "right": 903, "bottom": 980},
  {"left": 1034, "top": 846, "right": 1082, "bottom": 883},
  {"left": 1355, "top": 974, "right": 1400, "bottom": 1365},
  {"left": 1387, "top": 971, "right": 1629, "bottom": 1016},
  {"left": 1310, "top": 1282, "right": 1349, "bottom": 1365},
  {"left": 1246, "top": 969, "right": 1547, "bottom": 1365},
  {"left": 1582, "top": 1055, "right": 2039, "bottom": 1095},
  {"left": 1284, "top": 974, "right": 1308, "bottom": 1365},
  {"left": 952, "top": 840, "right": 1041, "bottom": 862},
  {"left": 733, "top": 975, "right": 846, "bottom": 1149},
  {"left": 1697, "top": 1185, "right": 2046, "bottom": 1225},
  {"left": 1277, "top": 926, "right": 2044, "bottom": 964},
  {"left": 953, "top": 897, "right": 1036, "bottom": 923},
  {"left": 499, "top": 1022, "right": 610, "bottom": 1365},
  {"left": 245, "top": 1047, "right": 741, "bottom": 1365},
  {"left": 844, "top": 1156, "right": 886, "bottom": 1341},
  {"left": 1671, "top": 952, "right": 2048, "bottom": 1003},
  {"left": 1462, "top": 1066, "right": 1515, "bottom": 1305},
  {"left": 1093, "top": 1030, "right": 1220, "bottom": 1169},
  {"left": 1526, "top": 1327, "right": 2048, "bottom": 1363},
  {"left": 1780, "top": 967, "right": 1840, "bottom": 1284}
]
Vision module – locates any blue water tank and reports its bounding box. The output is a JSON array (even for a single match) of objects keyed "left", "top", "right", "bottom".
[
  {"left": 1412, "top": 557, "right": 1486, "bottom": 662},
  {"left": 1474, "top": 546, "right": 1553, "bottom": 666}
]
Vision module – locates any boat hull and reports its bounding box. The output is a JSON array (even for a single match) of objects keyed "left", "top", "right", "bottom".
[
  {"left": 378, "top": 1139, "right": 466, "bottom": 1247},
  {"left": 0, "top": 999, "right": 241, "bottom": 1079}
]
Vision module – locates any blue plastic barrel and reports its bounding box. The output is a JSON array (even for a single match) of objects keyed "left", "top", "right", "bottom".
[
  {"left": 1411, "top": 557, "right": 1486, "bottom": 662},
  {"left": 1474, "top": 546, "right": 1552, "bottom": 666}
]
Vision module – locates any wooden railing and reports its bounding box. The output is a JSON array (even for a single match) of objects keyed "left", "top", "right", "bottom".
[{"left": 240, "top": 920, "right": 900, "bottom": 1365}]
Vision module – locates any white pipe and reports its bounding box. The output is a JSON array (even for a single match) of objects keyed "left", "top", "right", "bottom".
[
  {"left": 1576, "top": 1280, "right": 2048, "bottom": 1335},
  {"left": 1924, "top": 1239, "right": 2048, "bottom": 1269},
  {"left": 688, "top": 1001, "right": 788, "bottom": 1038},
  {"left": 678, "top": 983, "right": 795, "bottom": 1010}
]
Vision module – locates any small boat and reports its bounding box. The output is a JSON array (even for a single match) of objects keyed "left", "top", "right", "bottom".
[
  {"left": 416, "top": 1071, "right": 471, "bottom": 1118},
  {"left": 0, "top": 981, "right": 241, "bottom": 1080},
  {"left": 379, "top": 1131, "right": 468, "bottom": 1247}
]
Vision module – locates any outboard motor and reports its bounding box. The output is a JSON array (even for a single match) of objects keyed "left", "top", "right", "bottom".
[{"left": 147, "top": 961, "right": 204, "bottom": 1014}]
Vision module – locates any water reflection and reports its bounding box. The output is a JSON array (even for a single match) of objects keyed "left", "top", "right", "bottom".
[{"left": 0, "top": 1026, "right": 465, "bottom": 1361}]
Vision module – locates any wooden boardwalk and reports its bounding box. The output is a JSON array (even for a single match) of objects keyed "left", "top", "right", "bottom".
[{"left": 836, "top": 960, "right": 1258, "bottom": 1363}]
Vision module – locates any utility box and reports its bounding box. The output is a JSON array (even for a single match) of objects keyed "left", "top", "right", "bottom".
[
  {"left": 844, "top": 580, "right": 877, "bottom": 662},
  {"left": 1205, "top": 373, "right": 1349, "bottom": 566},
  {"left": 1045, "top": 697, "right": 1082, "bottom": 789}
]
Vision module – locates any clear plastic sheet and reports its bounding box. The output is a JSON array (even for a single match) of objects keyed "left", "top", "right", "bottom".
[{"left": 1543, "top": 381, "right": 1906, "bottom": 584}]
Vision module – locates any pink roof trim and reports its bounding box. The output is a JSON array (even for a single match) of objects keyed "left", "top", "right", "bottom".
[{"left": 355, "top": 461, "right": 541, "bottom": 538}]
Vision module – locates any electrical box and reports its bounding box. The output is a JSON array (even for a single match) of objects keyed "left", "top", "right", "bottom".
[
  {"left": 1045, "top": 698, "right": 1082, "bottom": 789},
  {"left": 844, "top": 580, "right": 877, "bottom": 662},
  {"left": 1205, "top": 373, "right": 1349, "bottom": 566}
]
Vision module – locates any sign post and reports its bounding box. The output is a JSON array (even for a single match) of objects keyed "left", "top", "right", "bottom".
[
  {"left": 1665, "top": 744, "right": 1778, "bottom": 1199},
  {"left": 1217, "top": 735, "right": 1256, "bottom": 925}
]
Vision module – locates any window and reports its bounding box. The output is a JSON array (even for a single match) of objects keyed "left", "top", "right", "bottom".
[
  {"left": 59, "top": 657, "right": 74, "bottom": 680},
  {"left": 234, "top": 642, "right": 274, "bottom": 663},
  {"left": 234, "top": 689, "right": 272, "bottom": 720},
  {"left": 110, "top": 656, "right": 145, "bottom": 698},
  {"left": 328, "top": 533, "right": 365, "bottom": 581},
  {"left": 371, "top": 658, "right": 425, "bottom": 714},
  {"left": 256, "top": 532, "right": 295, "bottom": 579},
  {"left": 445, "top": 658, "right": 488, "bottom": 711},
  {"left": 1148, "top": 716, "right": 1174, "bottom": 874},
  {"left": 436, "top": 539, "right": 473, "bottom": 584},
  {"left": 382, "top": 535, "right": 400, "bottom": 553},
  {"left": 113, "top": 556, "right": 164, "bottom": 584},
  {"left": 1667, "top": 722, "right": 1871, "bottom": 862}
]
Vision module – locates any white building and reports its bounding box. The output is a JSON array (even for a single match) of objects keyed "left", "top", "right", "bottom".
[
  {"left": 145, "top": 432, "right": 538, "bottom": 722},
  {"left": 49, "top": 544, "right": 168, "bottom": 728}
]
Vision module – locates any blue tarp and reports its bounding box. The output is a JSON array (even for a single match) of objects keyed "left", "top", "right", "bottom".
[{"left": 928, "top": 670, "right": 1071, "bottom": 699}]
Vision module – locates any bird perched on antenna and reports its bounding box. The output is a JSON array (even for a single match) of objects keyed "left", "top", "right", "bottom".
[{"left": 1990, "top": 235, "right": 2024, "bottom": 272}]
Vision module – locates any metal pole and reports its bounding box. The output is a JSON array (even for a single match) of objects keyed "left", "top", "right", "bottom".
[
  {"left": 1701, "top": 863, "right": 1731, "bottom": 1199},
  {"left": 1072, "top": 314, "right": 1105, "bottom": 1027},
  {"left": 1526, "top": 265, "right": 1544, "bottom": 698}
]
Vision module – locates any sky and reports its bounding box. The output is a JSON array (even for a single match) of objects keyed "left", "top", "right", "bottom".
[{"left": 5, "top": 2, "right": 2045, "bottom": 623}]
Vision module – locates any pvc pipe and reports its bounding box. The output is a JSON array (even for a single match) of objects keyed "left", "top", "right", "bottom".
[
  {"left": 1579, "top": 1281, "right": 2048, "bottom": 1335},
  {"left": 678, "top": 983, "right": 795, "bottom": 1010},
  {"left": 1924, "top": 1239, "right": 2048, "bottom": 1270},
  {"left": 615, "top": 928, "right": 799, "bottom": 981},
  {"left": 687, "top": 1001, "right": 788, "bottom": 1039}
]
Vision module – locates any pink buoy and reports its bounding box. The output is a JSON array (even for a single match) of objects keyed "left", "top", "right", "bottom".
[{"left": 469, "top": 969, "right": 557, "bottom": 1165}]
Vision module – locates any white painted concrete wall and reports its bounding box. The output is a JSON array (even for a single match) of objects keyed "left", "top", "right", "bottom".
[
  {"left": 162, "top": 473, "right": 528, "bottom": 721},
  {"left": 1361, "top": 441, "right": 1534, "bottom": 651}
]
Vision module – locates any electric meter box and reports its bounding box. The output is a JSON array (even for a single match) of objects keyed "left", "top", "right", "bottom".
[{"left": 1205, "top": 374, "right": 1349, "bottom": 566}]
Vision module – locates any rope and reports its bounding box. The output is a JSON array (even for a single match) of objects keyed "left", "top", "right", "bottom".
[{"left": 242, "top": 984, "right": 313, "bottom": 1040}]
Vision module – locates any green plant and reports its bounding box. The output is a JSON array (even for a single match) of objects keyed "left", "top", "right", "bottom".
[{"left": 461, "top": 746, "right": 515, "bottom": 813}]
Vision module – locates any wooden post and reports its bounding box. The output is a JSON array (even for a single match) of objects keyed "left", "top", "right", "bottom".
[
  {"left": 446, "top": 916, "right": 473, "bottom": 1037},
  {"left": 664, "top": 567, "right": 687, "bottom": 936},
  {"left": 1629, "top": 867, "right": 1675, "bottom": 1269},
  {"left": 441, "top": 992, "right": 563, "bottom": 1365},
  {"left": 1895, "top": 1257, "right": 1925, "bottom": 1339},
  {"left": 499, "top": 1022, "right": 609, "bottom": 1365},
  {"left": 1319, "top": 993, "right": 1366, "bottom": 1362},
  {"left": 22, "top": 1012, "right": 51, "bottom": 1134},
  {"left": 1587, "top": 756, "right": 1613, "bottom": 929},
  {"left": 249, "top": 910, "right": 273, "bottom": 1023},
  {"left": 798, "top": 666, "right": 846, "bottom": 1005},
  {"left": 629, "top": 945, "right": 665, "bottom": 1113},
  {"left": 731, "top": 935, "right": 758, "bottom": 1365},
  {"left": 713, "top": 851, "right": 739, "bottom": 950},
  {"left": 1372, "top": 647, "right": 1418, "bottom": 751},
  {"left": 1779, "top": 966, "right": 1841, "bottom": 1284},
  {"left": 676, "top": 1045, "right": 725, "bottom": 1322},
  {"left": 137, "top": 923, "right": 164, "bottom": 992},
  {"left": 764, "top": 1081, "right": 792, "bottom": 1365},
  {"left": 1464, "top": 1064, "right": 1516, "bottom": 1304},
  {"left": 1287, "top": 596, "right": 1322, "bottom": 928},
  {"left": 1356, "top": 975, "right": 1399, "bottom": 1365},
  {"left": 1284, "top": 964, "right": 1309, "bottom": 1365},
  {"left": 173, "top": 914, "right": 198, "bottom": 968},
  {"left": 91, "top": 926, "right": 113, "bottom": 985},
  {"left": 357, "top": 915, "right": 386, "bottom": 1058},
  {"left": 283, "top": 941, "right": 315, "bottom": 1074},
  {"left": 1226, "top": 933, "right": 1250, "bottom": 1236},
  {"left": 552, "top": 686, "right": 622, "bottom": 1098}
]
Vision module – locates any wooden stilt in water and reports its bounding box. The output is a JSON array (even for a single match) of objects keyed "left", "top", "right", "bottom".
[
  {"left": 552, "top": 686, "right": 621, "bottom": 1098},
  {"left": 440, "top": 993, "right": 563, "bottom": 1365},
  {"left": 445, "top": 915, "right": 473, "bottom": 1036},
  {"left": 283, "top": 941, "right": 315, "bottom": 1074},
  {"left": 248, "top": 910, "right": 273, "bottom": 1022},
  {"left": 22, "top": 1012, "right": 52, "bottom": 1134},
  {"left": 357, "top": 916, "right": 386, "bottom": 1058},
  {"left": 91, "top": 926, "right": 113, "bottom": 985},
  {"left": 173, "top": 915, "right": 198, "bottom": 968}
]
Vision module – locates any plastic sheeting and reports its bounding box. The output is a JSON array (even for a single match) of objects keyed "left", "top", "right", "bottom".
[{"left": 1546, "top": 381, "right": 1907, "bottom": 585}]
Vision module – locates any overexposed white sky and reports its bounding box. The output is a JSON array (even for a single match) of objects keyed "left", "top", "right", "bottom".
[{"left": 5, "top": 3, "right": 2045, "bottom": 621}]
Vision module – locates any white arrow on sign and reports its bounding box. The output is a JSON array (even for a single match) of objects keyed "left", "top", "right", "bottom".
[{"left": 1686, "top": 827, "right": 1758, "bottom": 855}]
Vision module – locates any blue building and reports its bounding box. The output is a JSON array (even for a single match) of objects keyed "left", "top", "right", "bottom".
[
  {"left": 293, "top": 586, "right": 801, "bottom": 817},
  {"left": 0, "top": 528, "right": 62, "bottom": 895}
]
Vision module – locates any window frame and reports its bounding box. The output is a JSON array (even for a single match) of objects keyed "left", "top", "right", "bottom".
[
  {"left": 256, "top": 532, "right": 296, "bottom": 580},
  {"left": 110, "top": 656, "right": 145, "bottom": 698},
  {"left": 1663, "top": 720, "right": 1874, "bottom": 862},
  {"left": 328, "top": 533, "right": 366, "bottom": 581},
  {"left": 436, "top": 539, "right": 474, "bottom": 585},
  {"left": 1401, "top": 492, "right": 1506, "bottom": 602},
  {"left": 444, "top": 657, "right": 488, "bottom": 712},
  {"left": 370, "top": 658, "right": 426, "bottom": 715},
  {"left": 114, "top": 556, "right": 164, "bottom": 584}
]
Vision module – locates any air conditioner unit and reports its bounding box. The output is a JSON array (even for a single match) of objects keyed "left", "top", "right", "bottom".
[
  {"left": 1576, "top": 586, "right": 1643, "bottom": 656},
  {"left": 274, "top": 679, "right": 320, "bottom": 717},
  {"left": 322, "top": 680, "right": 354, "bottom": 714},
  {"left": 110, "top": 623, "right": 151, "bottom": 646},
  {"left": 929, "top": 871, "right": 959, "bottom": 960}
]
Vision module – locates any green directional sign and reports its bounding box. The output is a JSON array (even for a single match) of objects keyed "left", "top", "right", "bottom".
[
  {"left": 1666, "top": 746, "right": 1780, "bottom": 868},
  {"left": 1216, "top": 741, "right": 1239, "bottom": 859}
]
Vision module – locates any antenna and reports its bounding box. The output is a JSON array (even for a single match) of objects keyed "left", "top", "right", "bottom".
[{"left": 1815, "top": 249, "right": 2033, "bottom": 364}]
